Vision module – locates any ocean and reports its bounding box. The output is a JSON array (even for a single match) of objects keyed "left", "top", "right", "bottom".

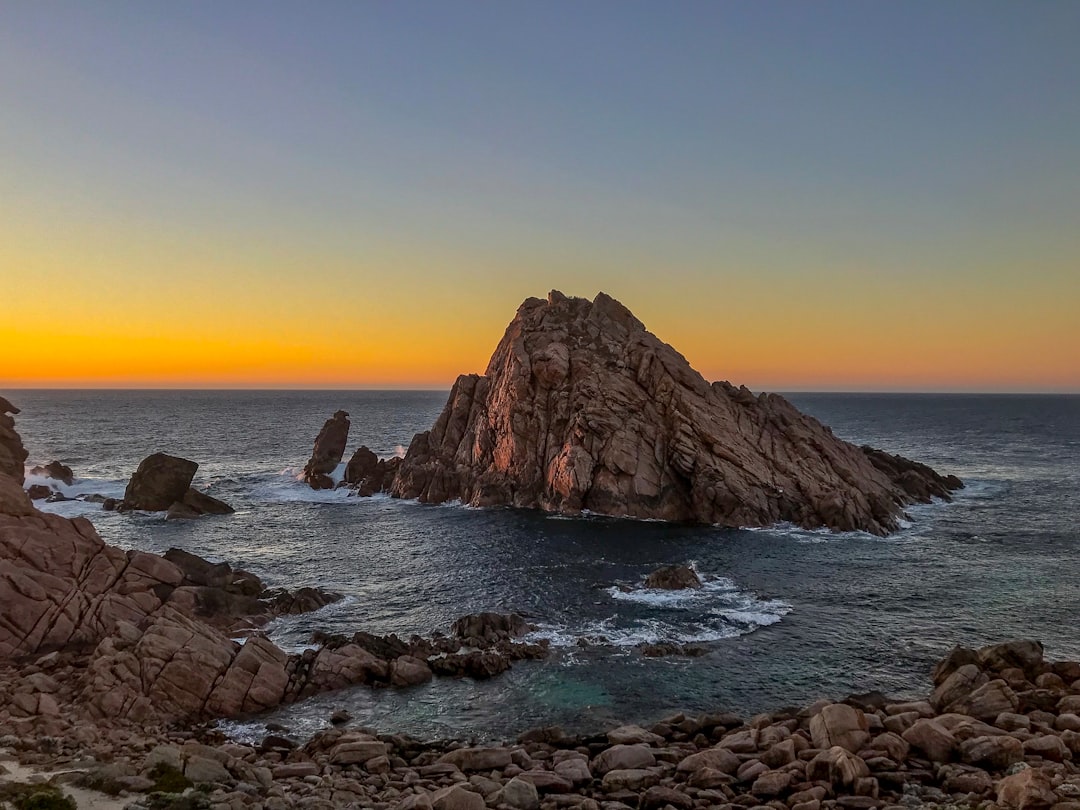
[{"left": 9, "top": 390, "right": 1080, "bottom": 742}]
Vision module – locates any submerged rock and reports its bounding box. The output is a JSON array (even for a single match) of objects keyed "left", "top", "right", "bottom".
[
  {"left": 644, "top": 564, "right": 702, "bottom": 590},
  {"left": 30, "top": 460, "right": 75, "bottom": 486},
  {"left": 384, "top": 291, "right": 961, "bottom": 534},
  {"left": 302, "top": 410, "right": 350, "bottom": 489}
]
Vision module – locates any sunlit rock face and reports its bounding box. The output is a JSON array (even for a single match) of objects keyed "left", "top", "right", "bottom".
[{"left": 389, "top": 290, "right": 960, "bottom": 534}]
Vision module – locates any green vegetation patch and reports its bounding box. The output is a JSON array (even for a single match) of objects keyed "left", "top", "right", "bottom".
[
  {"left": 0, "top": 782, "right": 77, "bottom": 810},
  {"left": 147, "top": 763, "right": 193, "bottom": 794}
]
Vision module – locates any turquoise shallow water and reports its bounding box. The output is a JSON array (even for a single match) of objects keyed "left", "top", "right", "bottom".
[{"left": 8, "top": 390, "right": 1080, "bottom": 741}]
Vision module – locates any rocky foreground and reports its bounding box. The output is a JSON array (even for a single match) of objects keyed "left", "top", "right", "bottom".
[
  {"left": 4, "top": 638, "right": 1080, "bottom": 810},
  {"left": 333, "top": 291, "right": 961, "bottom": 535}
]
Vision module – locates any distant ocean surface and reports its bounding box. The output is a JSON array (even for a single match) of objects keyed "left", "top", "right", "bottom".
[{"left": 9, "top": 390, "right": 1080, "bottom": 742}]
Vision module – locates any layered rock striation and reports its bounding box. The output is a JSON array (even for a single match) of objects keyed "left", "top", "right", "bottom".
[{"left": 386, "top": 291, "right": 961, "bottom": 534}]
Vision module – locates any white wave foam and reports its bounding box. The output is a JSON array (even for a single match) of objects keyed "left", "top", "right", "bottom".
[
  {"left": 531, "top": 570, "right": 791, "bottom": 650},
  {"left": 23, "top": 469, "right": 127, "bottom": 517},
  {"left": 251, "top": 470, "right": 359, "bottom": 504},
  {"left": 606, "top": 573, "right": 742, "bottom": 608}
]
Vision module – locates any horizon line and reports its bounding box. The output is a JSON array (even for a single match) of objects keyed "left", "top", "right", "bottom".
[{"left": 2, "top": 385, "right": 1077, "bottom": 396}]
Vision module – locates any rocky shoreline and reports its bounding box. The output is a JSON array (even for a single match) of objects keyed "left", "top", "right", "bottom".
[
  {"left": 3, "top": 639, "right": 1080, "bottom": 810},
  {"left": 298, "top": 291, "right": 962, "bottom": 535},
  {"left": 0, "top": 396, "right": 1067, "bottom": 810}
]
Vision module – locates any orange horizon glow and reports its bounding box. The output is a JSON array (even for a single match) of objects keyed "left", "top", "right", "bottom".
[{"left": 3, "top": 278, "right": 1078, "bottom": 394}]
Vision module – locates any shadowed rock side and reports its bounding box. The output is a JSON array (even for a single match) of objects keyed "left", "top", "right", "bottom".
[
  {"left": 118, "top": 452, "right": 234, "bottom": 518},
  {"left": 303, "top": 410, "right": 350, "bottom": 489},
  {"left": 0, "top": 395, "right": 28, "bottom": 485},
  {"left": 388, "top": 291, "right": 961, "bottom": 534}
]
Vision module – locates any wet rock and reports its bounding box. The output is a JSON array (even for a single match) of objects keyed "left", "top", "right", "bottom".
[
  {"left": 123, "top": 453, "right": 199, "bottom": 510},
  {"left": 451, "top": 612, "right": 531, "bottom": 644},
  {"left": 302, "top": 410, "right": 350, "bottom": 489},
  {"left": 30, "top": 460, "right": 74, "bottom": 486},
  {"left": 27, "top": 484, "right": 51, "bottom": 500},
  {"left": 643, "top": 564, "right": 702, "bottom": 590}
]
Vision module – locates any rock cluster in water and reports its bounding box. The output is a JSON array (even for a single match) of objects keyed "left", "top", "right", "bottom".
[
  {"left": 115, "top": 452, "right": 235, "bottom": 519},
  {"left": 0, "top": 404, "right": 545, "bottom": 730},
  {"left": 348, "top": 291, "right": 960, "bottom": 534}
]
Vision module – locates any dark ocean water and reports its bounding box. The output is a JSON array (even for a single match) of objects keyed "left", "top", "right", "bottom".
[{"left": 8, "top": 390, "right": 1080, "bottom": 742}]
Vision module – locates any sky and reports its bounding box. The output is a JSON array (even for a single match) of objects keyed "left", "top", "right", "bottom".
[{"left": 1, "top": 1, "right": 1078, "bottom": 392}]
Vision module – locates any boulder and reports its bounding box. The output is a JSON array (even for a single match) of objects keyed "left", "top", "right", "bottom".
[
  {"left": 123, "top": 453, "right": 199, "bottom": 511},
  {"left": 997, "top": 767, "right": 1057, "bottom": 810},
  {"left": 180, "top": 487, "right": 235, "bottom": 515},
  {"left": 438, "top": 747, "right": 512, "bottom": 771},
  {"left": 497, "top": 777, "right": 539, "bottom": 810},
  {"left": 644, "top": 564, "right": 702, "bottom": 590},
  {"left": 592, "top": 744, "right": 656, "bottom": 774},
  {"left": 806, "top": 746, "right": 870, "bottom": 789},
  {"left": 676, "top": 747, "right": 741, "bottom": 775},
  {"left": 383, "top": 291, "right": 961, "bottom": 533},
  {"left": 390, "top": 655, "right": 433, "bottom": 687},
  {"left": 451, "top": 612, "right": 531, "bottom": 643},
  {"left": 902, "top": 718, "right": 957, "bottom": 763},
  {"left": 809, "top": 703, "right": 870, "bottom": 753},
  {"left": 979, "top": 640, "right": 1046, "bottom": 678},
  {"left": 949, "top": 679, "right": 1020, "bottom": 720},
  {"left": 302, "top": 410, "right": 350, "bottom": 489},
  {"left": 430, "top": 785, "right": 485, "bottom": 810},
  {"left": 959, "top": 735, "right": 1024, "bottom": 770},
  {"left": 27, "top": 484, "right": 52, "bottom": 500}
]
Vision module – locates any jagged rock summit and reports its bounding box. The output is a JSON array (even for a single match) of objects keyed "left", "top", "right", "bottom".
[{"left": 387, "top": 290, "right": 961, "bottom": 534}]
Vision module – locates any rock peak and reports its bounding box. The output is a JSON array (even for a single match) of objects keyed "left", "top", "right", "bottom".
[{"left": 385, "top": 292, "right": 961, "bottom": 533}]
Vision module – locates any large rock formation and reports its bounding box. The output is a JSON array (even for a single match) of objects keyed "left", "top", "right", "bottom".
[
  {"left": 120, "top": 452, "right": 234, "bottom": 517},
  {"left": 387, "top": 291, "right": 961, "bottom": 534},
  {"left": 0, "top": 396, "right": 28, "bottom": 484},
  {"left": 303, "top": 410, "right": 350, "bottom": 489}
]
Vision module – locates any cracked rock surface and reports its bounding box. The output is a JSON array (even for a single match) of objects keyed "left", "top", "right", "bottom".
[{"left": 388, "top": 291, "right": 961, "bottom": 534}]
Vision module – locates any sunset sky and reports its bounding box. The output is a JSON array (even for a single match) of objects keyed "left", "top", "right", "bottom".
[{"left": 2, "top": 2, "right": 1077, "bottom": 392}]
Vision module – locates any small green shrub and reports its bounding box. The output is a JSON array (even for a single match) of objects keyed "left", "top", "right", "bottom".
[
  {"left": 0, "top": 782, "right": 77, "bottom": 810},
  {"left": 147, "top": 763, "right": 192, "bottom": 794}
]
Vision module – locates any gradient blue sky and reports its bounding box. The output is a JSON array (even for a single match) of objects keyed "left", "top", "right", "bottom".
[{"left": 2, "top": 1, "right": 1078, "bottom": 390}]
